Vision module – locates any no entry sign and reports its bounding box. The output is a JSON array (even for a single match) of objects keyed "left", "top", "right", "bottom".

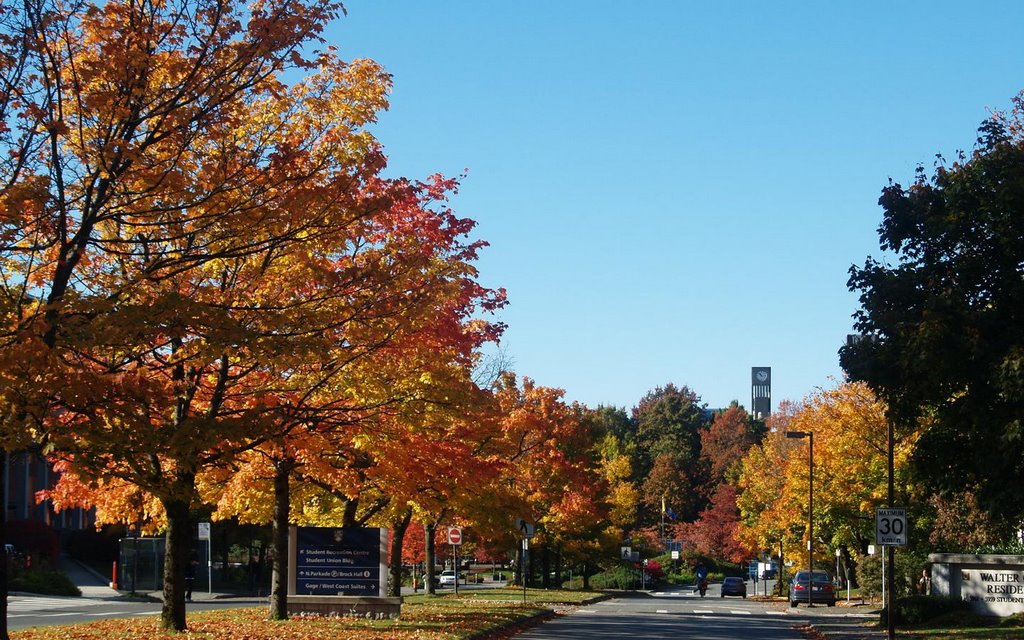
[{"left": 448, "top": 527, "right": 462, "bottom": 545}]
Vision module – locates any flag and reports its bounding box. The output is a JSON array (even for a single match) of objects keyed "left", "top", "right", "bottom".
[{"left": 662, "top": 495, "right": 677, "bottom": 520}]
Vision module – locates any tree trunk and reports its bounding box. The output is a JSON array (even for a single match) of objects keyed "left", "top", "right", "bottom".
[
  {"left": 554, "top": 547, "right": 562, "bottom": 589},
  {"left": 268, "top": 458, "right": 293, "bottom": 620},
  {"left": 342, "top": 499, "right": 359, "bottom": 527},
  {"left": 424, "top": 522, "right": 437, "bottom": 595},
  {"left": 387, "top": 506, "right": 413, "bottom": 597},
  {"left": 541, "top": 545, "right": 551, "bottom": 589},
  {"left": 160, "top": 493, "right": 192, "bottom": 631},
  {"left": 582, "top": 561, "right": 591, "bottom": 590}
]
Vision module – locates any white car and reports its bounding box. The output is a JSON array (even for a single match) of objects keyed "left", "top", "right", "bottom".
[{"left": 438, "top": 570, "right": 460, "bottom": 586}]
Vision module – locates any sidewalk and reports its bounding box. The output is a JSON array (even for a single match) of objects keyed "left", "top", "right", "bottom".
[
  {"left": 811, "top": 618, "right": 886, "bottom": 640},
  {"left": 57, "top": 555, "right": 120, "bottom": 599},
  {"left": 57, "top": 555, "right": 266, "bottom": 603}
]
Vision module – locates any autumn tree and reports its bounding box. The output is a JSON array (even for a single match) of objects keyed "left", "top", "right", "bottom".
[
  {"left": 193, "top": 171, "right": 506, "bottom": 613},
  {"left": 735, "top": 411, "right": 796, "bottom": 591},
  {"left": 491, "top": 374, "right": 610, "bottom": 588},
  {"left": 677, "top": 484, "right": 749, "bottom": 563},
  {"left": 595, "top": 432, "right": 639, "bottom": 539},
  {"left": 630, "top": 384, "right": 709, "bottom": 525},
  {"left": 736, "top": 384, "right": 917, "bottom": 581},
  {"left": 0, "top": 0, "right": 412, "bottom": 632},
  {"left": 666, "top": 403, "right": 764, "bottom": 562},
  {"left": 926, "top": 490, "right": 1018, "bottom": 551},
  {"left": 700, "top": 403, "right": 764, "bottom": 487},
  {"left": 841, "top": 93, "right": 1024, "bottom": 526}
]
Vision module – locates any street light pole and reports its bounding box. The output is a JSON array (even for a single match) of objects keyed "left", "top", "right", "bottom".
[{"left": 786, "top": 430, "right": 814, "bottom": 607}]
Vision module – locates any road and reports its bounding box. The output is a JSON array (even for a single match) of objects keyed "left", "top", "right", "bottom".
[
  {"left": 6, "top": 594, "right": 267, "bottom": 631},
  {"left": 7, "top": 581, "right": 880, "bottom": 639},
  {"left": 513, "top": 583, "right": 880, "bottom": 640}
]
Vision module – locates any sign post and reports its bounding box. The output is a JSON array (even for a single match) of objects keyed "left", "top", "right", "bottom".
[
  {"left": 515, "top": 519, "right": 534, "bottom": 602},
  {"left": 448, "top": 528, "right": 462, "bottom": 595},
  {"left": 198, "top": 522, "right": 211, "bottom": 595}
]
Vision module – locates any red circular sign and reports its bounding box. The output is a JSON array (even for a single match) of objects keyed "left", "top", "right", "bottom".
[{"left": 448, "top": 527, "right": 462, "bottom": 545}]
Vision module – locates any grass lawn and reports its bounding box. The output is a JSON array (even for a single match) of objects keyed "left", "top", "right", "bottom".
[
  {"left": 10, "top": 588, "right": 605, "bottom": 639},
  {"left": 847, "top": 611, "right": 1024, "bottom": 639}
]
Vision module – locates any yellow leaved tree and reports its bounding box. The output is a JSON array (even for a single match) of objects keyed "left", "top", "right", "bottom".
[{"left": 736, "top": 383, "right": 919, "bottom": 583}]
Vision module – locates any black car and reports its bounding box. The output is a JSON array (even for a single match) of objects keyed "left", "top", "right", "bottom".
[
  {"left": 789, "top": 570, "right": 836, "bottom": 606},
  {"left": 720, "top": 576, "right": 747, "bottom": 598}
]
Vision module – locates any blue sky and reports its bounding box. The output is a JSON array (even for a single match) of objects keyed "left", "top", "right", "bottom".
[{"left": 330, "top": 2, "right": 1024, "bottom": 411}]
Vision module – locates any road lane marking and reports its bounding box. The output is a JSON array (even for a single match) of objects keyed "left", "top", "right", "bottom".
[
  {"left": 656, "top": 609, "right": 669, "bottom": 613},
  {"left": 694, "top": 609, "right": 714, "bottom": 614},
  {"left": 731, "top": 610, "right": 751, "bottom": 615},
  {"left": 8, "top": 597, "right": 104, "bottom": 611}
]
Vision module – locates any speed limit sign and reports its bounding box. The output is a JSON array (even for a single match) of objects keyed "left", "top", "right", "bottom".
[{"left": 876, "top": 508, "right": 907, "bottom": 546}]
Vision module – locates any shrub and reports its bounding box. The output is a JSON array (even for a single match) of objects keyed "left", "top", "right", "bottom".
[
  {"left": 855, "top": 552, "right": 923, "bottom": 600},
  {"left": 588, "top": 565, "right": 640, "bottom": 590},
  {"left": 1000, "top": 612, "right": 1024, "bottom": 628},
  {"left": 10, "top": 569, "right": 82, "bottom": 596},
  {"left": 881, "top": 595, "right": 970, "bottom": 626}
]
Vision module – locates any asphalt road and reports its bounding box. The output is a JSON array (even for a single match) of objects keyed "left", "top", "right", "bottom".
[
  {"left": 5, "top": 594, "right": 267, "bottom": 631},
  {"left": 7, "top": 580, "right": 880, "bottom": 639},
  {"left": 512, "top": 583, "right": 880, "bottom": 640}
]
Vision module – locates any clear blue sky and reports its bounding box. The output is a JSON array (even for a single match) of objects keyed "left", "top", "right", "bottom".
[{"left": 330, "top": 2, "right": 1024, "bottom": 411}]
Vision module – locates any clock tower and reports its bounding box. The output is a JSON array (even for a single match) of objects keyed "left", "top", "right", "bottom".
[{"left": 751, "top": 367, "right": 771, "bottom": 418}]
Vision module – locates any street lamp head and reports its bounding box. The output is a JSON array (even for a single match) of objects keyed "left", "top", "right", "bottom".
[{"left": 785, "top": 431, "right": 810, "bottom": 439}]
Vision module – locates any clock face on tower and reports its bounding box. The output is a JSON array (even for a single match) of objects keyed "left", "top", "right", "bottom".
[
  {"left": 753, "top": 368, "right": 770, "bottom": 384},
  {"left": 756, "top": 370, "right": 768, "bottom": 382}
]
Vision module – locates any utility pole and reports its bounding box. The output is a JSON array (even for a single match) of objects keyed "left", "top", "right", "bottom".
[{"left": 887, "top": 419, "right": 895, "bottom": 640}]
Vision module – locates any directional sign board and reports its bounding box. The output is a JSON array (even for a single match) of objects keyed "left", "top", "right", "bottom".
[
  {"left": 197, "top": 522, "right": 211, "bottom": 541},
  {"left": 516, "top": 518, "right": 535, "bottom": 538},
  {"left": 448, "top": 527, "right": 462, "bottom": 545},
  {"left": 292, "top": 527, "right": 387, "bottom": 596},
  {"left": 876, "top": 508, "right": 908, "bottom": 546}
]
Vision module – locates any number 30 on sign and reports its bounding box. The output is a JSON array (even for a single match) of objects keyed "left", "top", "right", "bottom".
[{"left": 875, "top": 508, "right": 907, "bottom": 546}]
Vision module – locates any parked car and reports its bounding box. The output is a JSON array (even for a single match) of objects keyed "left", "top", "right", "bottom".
[
  {"left": 438, "top": 570, "right": 461, "bottom": 586},
  {"left": 720, "top": 576, "right": 747, "bottom": 598},
  {"left": 789, "top": 570, "right": 836, "bottom": 607}
]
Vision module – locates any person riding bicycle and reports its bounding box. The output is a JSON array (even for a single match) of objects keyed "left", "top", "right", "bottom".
[{"left": 695, "top": 561, "right": 709, "bottom": 596}]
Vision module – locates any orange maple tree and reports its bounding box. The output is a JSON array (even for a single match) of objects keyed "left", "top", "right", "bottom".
[
  {"left": 0, "top": 0, "right": 411, "bottom": 631},
  {"left": 488, "top": 374, "right": 610, "bottom": 588}
]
